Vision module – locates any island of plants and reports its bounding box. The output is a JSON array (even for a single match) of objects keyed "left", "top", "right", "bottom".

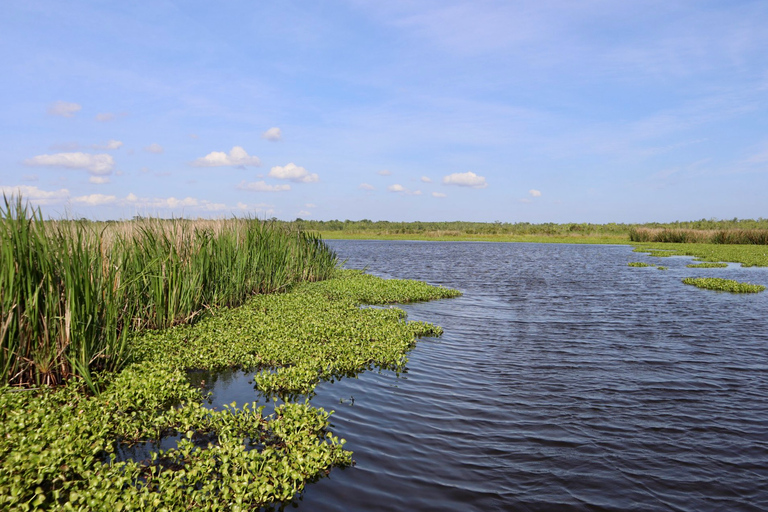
[
  {"left": 0, "top": 199, "right": 461, "bottom": 511},
  {"left": 681, "top": 277, "right": 765, "bottom": 294}
]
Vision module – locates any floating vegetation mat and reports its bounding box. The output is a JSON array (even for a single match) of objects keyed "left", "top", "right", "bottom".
[
  {"left": 682, "top": 277, "right": 765, "bottom": 294},
  {"left": 686, "top": 262, "right": 728, "bottom": 268},
  {"left": 0, "top": 269, "right": 461, "bottom": 511},
  {"left": 628, "top": 262, "right": 653, "bottom": 267}
]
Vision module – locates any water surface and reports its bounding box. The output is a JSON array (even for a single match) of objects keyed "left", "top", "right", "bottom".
[{"left": 210, "top": 241, "right": 768, "bottom": 511}]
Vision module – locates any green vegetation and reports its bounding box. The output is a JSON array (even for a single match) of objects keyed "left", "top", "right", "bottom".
[
  {"left": 656, "top": 266, "right": 668, "bottom": 271},
  {"left": 633, "top": 243, "right": 768, "bottom": 267},
  {"left": 1, "top": 197, "right": 337, "bottom": 389},
  {"left": 630, "top": 227, "right": 768, "bottom": 244},
  {"left": 628, "top": 262, "right": 653, "bottom": 267},
  {"left": 686, "top": 262, "right": 728, "bottom": 268},
  {"left": 1, "top": 270, "right": 462, "bottom": 510},
  {"left": 682, "top": 277, "right": 765, "bottom": 293}
]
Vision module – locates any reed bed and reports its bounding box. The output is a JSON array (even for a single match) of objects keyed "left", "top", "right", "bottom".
[
  {"left": 0, "top": 197, "right": 338, "bottom": 388},
  {"left": 629, "top": 227, "right": 768, "bottom": 245}
]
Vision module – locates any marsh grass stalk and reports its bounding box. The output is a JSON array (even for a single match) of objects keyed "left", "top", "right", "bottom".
[
  {"left": 0, "top": 196, "right": 337, "bottom": 388},
  {"left": 629, "top": 227, "right": 768, "bottom": 245}
]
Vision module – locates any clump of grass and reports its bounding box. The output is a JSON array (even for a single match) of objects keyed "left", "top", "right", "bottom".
[
  {"left": 1, "top": 196, "right": 338, "bottom": 388},
  {"left": 656, "top": 266, "right": 668, "bottom": 271},
  {"left": 682, "top": 277, "right": 765, "bottom": 293},
  {"left": 686, "top": 262, "right": 728, "bottom": 268},
  {"left": 628, "top": 261, "right": 653, "bottom": 267},
  {"left": 630, "top": 227, "right": 768, "bottom": 245}
]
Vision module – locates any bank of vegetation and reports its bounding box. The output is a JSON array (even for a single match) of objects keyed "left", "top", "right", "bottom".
[
  {"left": 282, "top": 218, "right": 768, "bottom": 245},
  {"left": 1, "top": 197, "right": 463, "bottom": 510},
  {"left": 682, "top": 277, "right": 765, "bottom": 293},
  {"left": 1, "top": 198, "right": 336, "bottom": 389}
]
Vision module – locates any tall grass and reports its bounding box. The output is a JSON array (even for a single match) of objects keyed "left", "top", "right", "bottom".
[
  {"left": 629, "top": 227, "right": 768, "bottom": 245},
  {"left": 0, "top": 197, "right": 337, "bottom": 388}
]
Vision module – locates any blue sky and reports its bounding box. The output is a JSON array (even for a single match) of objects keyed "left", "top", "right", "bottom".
[{"left": 2, "top": 0, "right": 767, "bottom": 222}]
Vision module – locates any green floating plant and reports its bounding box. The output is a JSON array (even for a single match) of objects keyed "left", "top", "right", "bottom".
[{"left": 682, "top": 277, "right": 765, "bottom": 293}]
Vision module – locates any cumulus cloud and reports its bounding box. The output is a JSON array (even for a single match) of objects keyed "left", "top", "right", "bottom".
[
  {"left": 89, "top": 176, "right": 110, "bottom": 184},
  {"left": 73, "top": 194, "right": 116, "bottom": 206},
  {"left": 529, "top": 189, "right": 542, "bottom": 197},
  {"left": 432, "top": 192, "right": 447, "bottom": 198},
  {"left": 48, "top": 101, "right": 81, "bottom": 118},
  {"left": 236, "top": 180, "right": 291, "bottom": 192},
  {"left": 377, "top": 169, "right": 392, "bottom": 176},
  {"left": 388, "top": 184, "right": 421, "bottom": 195},
  {"left": 421, "top": 176, "right": 432, "bottom": 183},
  {"left": 268, "top": 163, "right": 318, "bottom": 183},
  {"left": 95, "top": 112, "right": 115, "bottom": 122},
  {"left": 192, "top": 146, "right": 261, "bottom": 167},
  {"left": 92, "top": 139, "right": 123, "bottom": 150},
  {"left": 123, "top": 193, "right": 227, "bottom": 211},
  {"left": 24, "top": 152, "right": 114, "bottom": 175},
  {"left": 298, "top": 210, "right": 311, "bottom": 217},
  {"left": 261, "top": 127, "right": 282, "bottom": 141},
  {"left": 442, "top": 171, "right": 488, "bottom": 188},
  {"left": 145, "top": 143, "right": 164, "bottom": 154},
  {"left": 359, "top": 183, "right": 375, "bottom": 190},
  {"left": 0, "top": 185, "right": 69, "bottom": 205}
]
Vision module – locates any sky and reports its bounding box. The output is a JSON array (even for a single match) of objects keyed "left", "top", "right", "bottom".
[{"left": 1, "top": 0, "right": 767, "bottom": 223}]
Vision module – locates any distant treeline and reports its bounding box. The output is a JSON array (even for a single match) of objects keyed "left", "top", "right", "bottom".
[{"left": 285, "top": 218, "right": 768, "bottom": 238}]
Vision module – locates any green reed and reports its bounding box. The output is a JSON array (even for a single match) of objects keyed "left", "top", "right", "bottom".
[{"left": 0, "top": 197, "right": 338, "bottom": 388}]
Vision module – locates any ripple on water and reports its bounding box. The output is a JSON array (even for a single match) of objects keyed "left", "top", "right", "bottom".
[{"left": 203, "top": 241, "right": 768, "bottom": 511}]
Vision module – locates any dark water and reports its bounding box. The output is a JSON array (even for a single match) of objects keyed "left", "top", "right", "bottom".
[{"left": 208, "top": 241, "right": 768, "bottom": 511}]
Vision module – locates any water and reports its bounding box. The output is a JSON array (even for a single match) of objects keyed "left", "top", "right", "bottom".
[{"left": 208, "top": 241, "right": 768, "bottom": 511}]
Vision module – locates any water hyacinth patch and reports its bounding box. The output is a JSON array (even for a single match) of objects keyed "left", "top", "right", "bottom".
[
  {"left": 682, "top": 277, "right": 765, "bottom": 293},
  {"left": 1, "top": 269, "right": 462, "bottom": 510},
  {"left": 686, "top": 262, "right": 728, "bottom": 268},
  {"left": 628, "top": 262, "right": 653, "bottom": 267}
]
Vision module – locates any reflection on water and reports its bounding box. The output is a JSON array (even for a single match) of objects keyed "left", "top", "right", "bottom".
[{"left": 204, "top": 241, "right": 768, "bottom": 511}]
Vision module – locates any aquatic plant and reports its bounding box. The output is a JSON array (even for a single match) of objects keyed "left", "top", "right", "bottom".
[
  {"left": 0, "top": 196, "right": 338, "bottom": 388},
  {"left": 628, "top": 262, "right": 653, "bottom": 267},
  {"left": 682, "top": 277, "right": 765, "bottom": 293},
  {"left": 686, "top": 262, "right": 728, "bottom": 268},
  {"left": 0, "top": 269, "right": 461, "bottom": 510},
  {"left": 656, "top": 266, "right": 668, "bottom": 271},
  {"left": 633, "top": 243, "right": 768, "bottom": 267}
]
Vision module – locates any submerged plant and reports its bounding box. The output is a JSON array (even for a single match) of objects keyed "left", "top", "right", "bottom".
[{"left": 682, "top": 277, "right": 765, "bottom": 293}]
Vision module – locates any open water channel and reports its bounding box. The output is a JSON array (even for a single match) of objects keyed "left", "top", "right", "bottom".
[{"left": 204, "top": 241, "right": 768, "bottom": 511}]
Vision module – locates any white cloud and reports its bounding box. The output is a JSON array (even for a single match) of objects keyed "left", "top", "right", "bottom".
[
  {"left": 421, "top": 176, "right": 432, "bottom": 183},
  {"left": 236, "top": 180, "right": 291, "bottom": 192},
  {"left": 432, "top": 192, "right": 447, "bottom": 198},
  {"left": 123, "top": 193, "right": 227, "bottom": 211},
  {"left": 192, "top": 146, "right": 261, "bottom": 167},
  {"left": 268, "top": 163, "right": 319, "bottom": 183},
  {"left": 298, "top": 210, "right": 311, "bottom": 217},
  {"left": 262, "top": 127, "right": 282, "bottom": 141},
  {"left": 72, "top": 194, "right": 116, "bottom": 206},
  {"left": 89, "top": 176, "right": 110, "bottom": 184},
  {"left": 377, "top": 169, "right": 392, "bottom": 176},
  {"left": 529, "top": 189, "right": 542, "bottom": 197},
  {"left": 92, "top": 139, "right": 123, "bottom": 150},
  {"left": 388, "top": 184, "right": 421, "bottom": 195},
  {"left": 305, "top": 203, "right": 316, "bottom": 208},
  {"left": 442, "top": 171, "right": 488, "bottom": 188},
  {"left": 24, "top": 152, "right": 114, "bottom": 175},
  {"left": 0, "top": 185, "right": 69, "bottom": 205},
  {"left": 145, "top": 143, "right": 164, "bottom": 154},
  {"left": 95, "top": 112, "right": 115, "bottom": 122},
  {"left": 48, "top": 101, "right": 81, "bottom": 118},
  {"left": 359, "top": 183, "right": 375, "bottom": 190}
]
